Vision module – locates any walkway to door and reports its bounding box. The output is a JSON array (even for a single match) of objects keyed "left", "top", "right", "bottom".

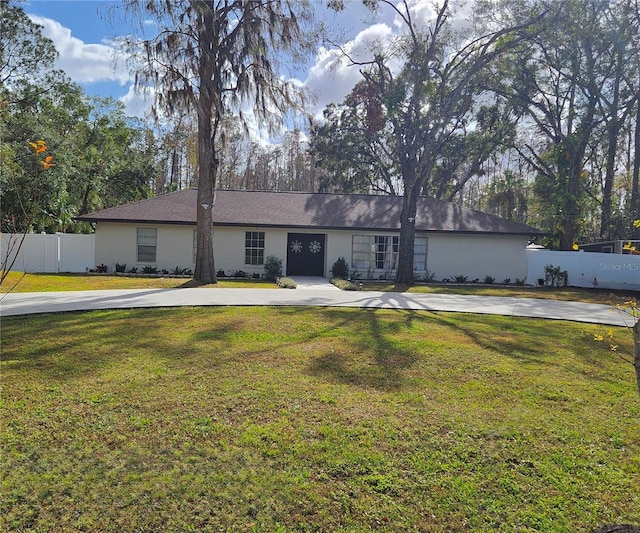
[{"left": 289, "top": 276, "right": 340, "bottom": 290}]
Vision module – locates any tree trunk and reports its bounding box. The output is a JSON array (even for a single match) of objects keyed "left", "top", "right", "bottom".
[
  {"left": 193, "top": 108, "right": 218, "bottom": 284},
  {"left": 631, "top": 99, "right": 640, "bottom": 221},
  {"left": 600, "top": 75, "right": 621, "bottom": 240},
  {"left": 396, "top": 184, "right": 418, "bottom": 285},
  {"left": 193, "top": 1, "right": 217, "bottom": 284}
]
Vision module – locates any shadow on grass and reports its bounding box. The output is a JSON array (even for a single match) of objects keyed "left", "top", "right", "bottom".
[
  {"left": 2, "top": 306, "right": 626, "bottom": 392},
  {"left": 423, "top": 311, "right": 623, "bottom": 388},
  {"left": 1, "top": 307, "right": 242, "bottom": 381},
  {"left": 305, "top": 309, "right": 419, "bottom": 391}
]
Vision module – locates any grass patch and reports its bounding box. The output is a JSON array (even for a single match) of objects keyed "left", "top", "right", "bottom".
[
  {"left": 0, "top": 272, "right": 273, "bottom": 293},
  {"left": 2, "top": 307, "right": 639, "bottom": 531}
]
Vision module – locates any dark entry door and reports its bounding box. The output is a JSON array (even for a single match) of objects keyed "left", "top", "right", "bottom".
[{"left": 286, "top": 233, "right": 326, "bottom": 276}]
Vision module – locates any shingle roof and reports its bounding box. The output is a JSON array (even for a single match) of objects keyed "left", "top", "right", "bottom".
[{"left": 77, "top": 189, "right": 545, "bottom": 236}]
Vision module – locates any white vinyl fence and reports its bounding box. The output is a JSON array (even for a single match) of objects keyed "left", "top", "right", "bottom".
[
  {"left": 1, "top": 233, "right": 95, "bottom": 273},
  {"left": 527, "top": 249, "right": 640, "bottom": 291}
]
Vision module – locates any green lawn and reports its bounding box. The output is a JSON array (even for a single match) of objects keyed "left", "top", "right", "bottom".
[
  {"left": 2, "top": 307, "right": 639, "bottom": 532},
  {"left": 0, "top": 271, "right": 272, "bottom": 292}
]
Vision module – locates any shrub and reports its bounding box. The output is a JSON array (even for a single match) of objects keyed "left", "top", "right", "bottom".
[
  {"left": 115, "top": 262, "right": 126, "bottom": 273},
  {"left": 544, "top": 264, "right": 568, "bottom": 287},
  {"left": 142, "top": 265, "right": 157, "bottom": 274},
  {"left": 231, "top": 269, "right": 247, "bottom": 278},
  {"left": 170, "top": 266, "right": 185, "bottom": 275},
  {"left": 96, "top": 263, "right": 108, "bottom": 273},
  {"left": 277, "top": 276, "right": 297, "bottom": 289},
  {"left": 415, "top": 270, "right": 437, "bottom": 283},
  {"left": 452, "top": 274, "right": 468, "bottom": 283},
  {"left": 263, "top": 256, "right": 283, "bottom": 281},
  {"left": 331, "top": 278, "right": 360, "bottom": 291},
  {"left": 129, "top": 267, "right": 137, "bottom": 274},
  {"left": 502, "top": 278, "right": 511, "bottom": 285},
  {"left": 216, "top": 269, "right": 226, "bottom": 277},
  {"left": 331, "top": 257, "right": 349, "bottom": 279},
  {"left": 514, "top": 277, "right": 526, "bottom": 286},
  {"left": 483, "top": 275, "right": 495, "bottom": 284},
  {"left": 350, "top": 268, "right": 362, "bottom": 280}
]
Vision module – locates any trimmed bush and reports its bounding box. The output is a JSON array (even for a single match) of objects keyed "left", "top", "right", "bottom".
[
  {"left": 331, "top": 257, "right": 350, "bottom": 279},
  {"left": 264, "top": 255, "right": 283, "bottom": 281},
  {"left": 277, "top": 277, "right": 297, "bottom": 289},
  {"left": 331, "top": 278, "right": 360, "bottom": 291}
]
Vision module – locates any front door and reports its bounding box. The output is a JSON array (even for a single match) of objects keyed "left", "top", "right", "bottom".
[{"left": 286, "top": 233, "right": 326, "bottom": 276}]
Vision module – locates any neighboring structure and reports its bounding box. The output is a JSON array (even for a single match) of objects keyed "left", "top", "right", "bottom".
[
  {"left": 579, "top": 240, "right": 640, "bottom": 255},
  {"left": 77, "top": 189, "right": 545, "bottom": 281}
]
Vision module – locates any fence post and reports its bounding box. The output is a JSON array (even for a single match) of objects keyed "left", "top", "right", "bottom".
[{"left": 56, "top": 232, "right": 61, "bottom": 273}]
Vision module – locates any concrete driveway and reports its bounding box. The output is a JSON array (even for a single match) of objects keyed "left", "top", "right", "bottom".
[{"left": 1, "top": 282, "right": 636, "bottom": 327}]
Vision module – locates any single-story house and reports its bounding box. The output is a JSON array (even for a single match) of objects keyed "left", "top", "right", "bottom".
[{"left": 77, "top": 189, "right": 546, "bottom": 281}]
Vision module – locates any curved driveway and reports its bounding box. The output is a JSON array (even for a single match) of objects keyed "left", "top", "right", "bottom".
[{"left": 1, "top": 286, "right": 636, "bottom": 327}]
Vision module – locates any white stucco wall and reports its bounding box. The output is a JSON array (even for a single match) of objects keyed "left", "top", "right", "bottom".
[
  {"left": 94, "top": 222, "right": 530, "bottom": 281},
  {"left": 426, "top": 233, "right": 530, "bottom": 282},
  {"left": 95, "top": 222, "right": 195, "bottom": 272},
  {"left": 214, "top": 227, "right": 349, "bottom": 277}
]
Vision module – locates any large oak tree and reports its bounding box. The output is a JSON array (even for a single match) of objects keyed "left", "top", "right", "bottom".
[{"left": 324, "top": 0, "right": 543, "bottom": 284}]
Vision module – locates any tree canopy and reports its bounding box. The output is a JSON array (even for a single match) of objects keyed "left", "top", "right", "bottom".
[{"left": 0, "top": 1, "right": 157, "bottom": 234}]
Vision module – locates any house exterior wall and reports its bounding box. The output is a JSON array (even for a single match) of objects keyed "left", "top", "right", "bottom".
[
  {"left": 426, "top": 233, "right": 530, "bottom": 282},
  {"left": 95, "top": 222, "right": 195, "bottom": 272},
  {"left": 94, "top": 222, "right": 530, "bottom": 281}
]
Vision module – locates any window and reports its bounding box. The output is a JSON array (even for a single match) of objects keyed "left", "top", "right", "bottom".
[
  {"left": 245, "top": 231, "right": 265, "bottom": 265},
  {"left": 352, "top": 234, "right": 427, "bottom": 272},
  {"left": 352, "top": 235, "right": 398, "bottom": 271},
  {"left": 137, "top": 228, "right": 157, "bottom": 262},
  {"left": 413, "top": 236, "right": 428, "bottom": 271},
  {"left": 352, "top": 235, "right": 372, "bottom": 270},
  {"left": 374, "top": 235, "right": 399, "bottom": 270}
]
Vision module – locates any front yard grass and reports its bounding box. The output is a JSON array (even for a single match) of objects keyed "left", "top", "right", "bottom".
[
  {"left": 2, "top": 307, "right": 639, "bottom": 532},
  {"left": 0, "top": 271, "right": 272, "bottom": 293}
]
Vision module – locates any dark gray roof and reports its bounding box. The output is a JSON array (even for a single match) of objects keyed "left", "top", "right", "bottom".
[{"left": 77, "top": 189, "right": 545, "bottom": 236}]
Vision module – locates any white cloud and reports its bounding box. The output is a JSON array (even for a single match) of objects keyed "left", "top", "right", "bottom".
[
  {"left": 303, "top": 0, "right": 477, "bottom": 117},
  {"left": 304, "top": 22, "right": 394, "bottom": 115},
  {"left": 28, "top": 14, "right": 130, "bottom": 85},
  {"left": 120, "top": 84, "right": 154, "bottom": 119}
]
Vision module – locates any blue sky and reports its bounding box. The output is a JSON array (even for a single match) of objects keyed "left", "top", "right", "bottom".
[{"left": 23, "top": 1, "right": 449, "bottom": 123}]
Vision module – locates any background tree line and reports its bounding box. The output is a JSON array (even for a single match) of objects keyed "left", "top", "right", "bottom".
[{"left": 2, "top": 0, "right": 639, "bottom": 282}]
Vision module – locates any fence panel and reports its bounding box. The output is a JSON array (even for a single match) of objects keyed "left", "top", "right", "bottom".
[
  {"left": 527, "top": 250, "right": 640, "bottom": 291},
  {"left": 1, "top": 233, "right": 95, "bottom": 273},
  {"left": 58, "top": 233, "right": 95, "bottom": 272}
]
